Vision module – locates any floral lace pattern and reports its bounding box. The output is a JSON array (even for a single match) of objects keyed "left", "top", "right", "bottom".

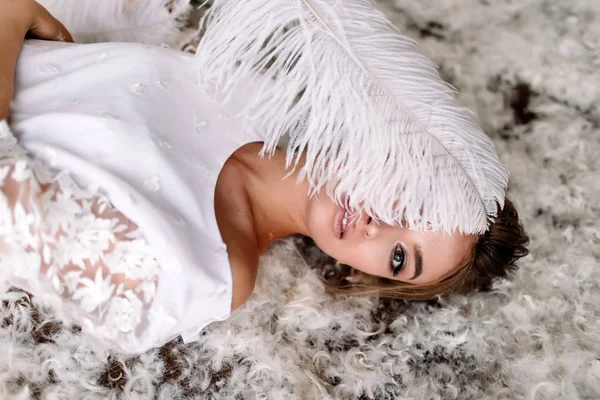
[{"left": 0, "top": 121, "right": 161, "bottom": 348}]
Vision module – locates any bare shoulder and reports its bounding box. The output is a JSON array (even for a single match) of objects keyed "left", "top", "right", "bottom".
[
  {"left": 214, "top": 156, "right": 259, "bottom": 312},
  {"left": 227, "top": 240, "right": 259, "bottom": 311}
]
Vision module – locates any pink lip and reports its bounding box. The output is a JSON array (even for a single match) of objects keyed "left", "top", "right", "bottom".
[
  {"left": 332, "top": 198, "right": 357, "bottom": 240},
  {"left": 333, "top": 204, "right": 345, "bottom": 239},
  {"left": 344, "top": 212, "right": 357, "bottom": 237}
]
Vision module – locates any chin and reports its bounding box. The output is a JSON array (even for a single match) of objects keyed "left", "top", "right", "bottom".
[{"left": 305, "top": 192, "right": 340, "bottom": 258}]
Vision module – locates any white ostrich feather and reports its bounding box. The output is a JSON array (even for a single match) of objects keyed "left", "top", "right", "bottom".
[
  {"left": 195, "top": 0, "right": 509, "bottom": 234},
  {"left": 37, "top": 0, "right": 191, "bottom": 45}
]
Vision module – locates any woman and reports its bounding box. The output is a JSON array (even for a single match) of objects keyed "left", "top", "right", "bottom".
[{"left": 0, "top": 1, "right": 528, "bottom": 354}]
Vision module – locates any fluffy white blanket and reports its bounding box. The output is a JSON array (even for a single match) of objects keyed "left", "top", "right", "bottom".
[{"left": 1, "top": 0, "right": 599, "bottom": 398}]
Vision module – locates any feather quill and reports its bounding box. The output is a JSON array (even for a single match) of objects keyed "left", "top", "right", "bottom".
[
  {"left": 37, "top": 0, "right": 191, "bottom": 45},
  {"left": 195, "top": 0, "right": 509, "bottom": 234}
]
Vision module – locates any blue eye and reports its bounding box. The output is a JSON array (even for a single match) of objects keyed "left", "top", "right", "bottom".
[{"left": 390, "top": 244, "right": 405, "bottom": 276}]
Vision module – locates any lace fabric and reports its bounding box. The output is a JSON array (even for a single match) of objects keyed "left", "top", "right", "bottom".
[{"left": 0, "top": 120, "right": 161, "bottom": 350}]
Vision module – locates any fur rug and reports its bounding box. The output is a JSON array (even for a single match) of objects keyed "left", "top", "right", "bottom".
[{"left": 2, "top": 0, "right": 599, "bottom": 398}]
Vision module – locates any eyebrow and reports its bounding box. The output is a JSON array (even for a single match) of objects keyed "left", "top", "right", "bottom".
[{"left": 409, "top": 244, "right": 423, "bottom": 280}]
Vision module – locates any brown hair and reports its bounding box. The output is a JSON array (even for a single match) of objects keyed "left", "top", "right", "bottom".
[{"left": 325, "top": 198, "right": 529, "bottom": 300}]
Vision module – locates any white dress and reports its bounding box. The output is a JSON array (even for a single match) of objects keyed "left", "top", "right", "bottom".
[{"left": 0, "top": 40, "right": 264, "bottom": 354}]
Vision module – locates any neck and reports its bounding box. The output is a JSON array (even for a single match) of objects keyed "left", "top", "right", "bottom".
[{"left": 237, "top": 144, "right": 311, "bottom": 253}]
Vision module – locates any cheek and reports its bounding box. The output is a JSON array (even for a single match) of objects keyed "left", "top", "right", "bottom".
[{"left": 339, "top": 240, "right": 388, "bottom": 277}]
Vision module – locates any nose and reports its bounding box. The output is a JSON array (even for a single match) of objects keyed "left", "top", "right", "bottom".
[{"left": 364, "top": 216, "right": 380, "bottom": 239}]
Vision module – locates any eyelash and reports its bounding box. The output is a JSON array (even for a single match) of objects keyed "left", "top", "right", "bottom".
[{"left": 390, "top": 244, "right": 406, "bottom": 277}]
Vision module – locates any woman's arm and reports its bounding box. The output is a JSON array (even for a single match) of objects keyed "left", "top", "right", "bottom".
[{"left": 0, "top": 0, "right": 73, "bottom": 120}]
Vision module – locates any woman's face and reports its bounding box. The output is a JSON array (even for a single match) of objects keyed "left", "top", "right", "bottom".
[{"left": 305, "top": 194, "right": 477, "bottom": 284}]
